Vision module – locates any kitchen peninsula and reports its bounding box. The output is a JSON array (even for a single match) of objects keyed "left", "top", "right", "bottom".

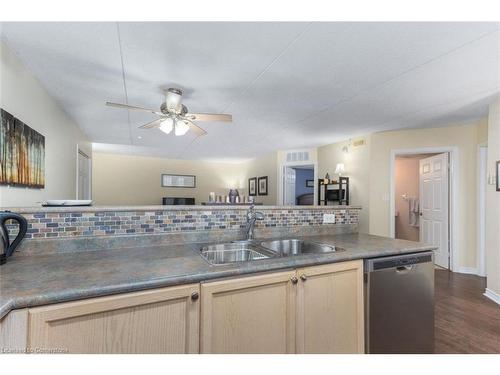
[{"left": 0, "top": 205, "right": 435, "bottom": 354}]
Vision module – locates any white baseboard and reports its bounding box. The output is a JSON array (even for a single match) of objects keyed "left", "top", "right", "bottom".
[
  {"left": 457, "top": 267, "right": 478, "bottom": 275},
  {"left": 484, "top": 288, "right": 500, "bottom": 305}
]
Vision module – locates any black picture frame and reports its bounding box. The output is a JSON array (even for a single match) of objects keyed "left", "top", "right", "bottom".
[
  {"left": 161, "top": 174, "right": 196, "bottom": 188},
  {"left": 306, "top": 179, "right": 314, "bottom": 188},
  {"left": 258, "top": 176, "right": 268, "bottom": 196},
  {"left": 248, "top": 177, "right": 257, "bottom": 196},
  {"left": 496, "top": 161, "right": 500, "bottom": 192}
]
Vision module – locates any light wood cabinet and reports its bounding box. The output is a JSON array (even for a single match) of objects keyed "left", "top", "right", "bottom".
[
  {"left": 0, "top": 309, "right": 28, "bottom": 354},
  {"left": 200, "top": 270, "right": 297, "bottom": 353},
  {"left": 28, "top": 284, "right": 200, "bottom": 354},
  {"left": 2, "top": 259, "right": 364, "bottom": 354},
  {"left": 296, "top": 260, "right": 364, "bottom": 353},
  {"left": 200, "top": 260, "right": 364, "bottom": 354}
]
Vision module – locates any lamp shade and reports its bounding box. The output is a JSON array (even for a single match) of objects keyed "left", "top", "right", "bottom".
[
  {"left": 159, "top": 118, "right": 174, "bottom": 134},
  {"left": 174, "top": 120, "right": 190, "bottom": 136},
  {"left": 335, "top": 163, "right": 345, "bottom": 175}
]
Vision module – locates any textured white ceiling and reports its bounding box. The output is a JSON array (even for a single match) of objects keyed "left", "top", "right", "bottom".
[{"left": 2, "top": 22, "right": 500, "bottom": 160}]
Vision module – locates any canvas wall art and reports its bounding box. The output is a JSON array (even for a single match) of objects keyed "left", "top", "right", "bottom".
[{"left": 0, "top": 108, "right": 45, "bottom": 188}]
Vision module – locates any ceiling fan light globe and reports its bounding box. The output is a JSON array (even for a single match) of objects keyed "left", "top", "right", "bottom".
[
  {"left": 159, "top": 118, "right": 174, "bottom": 134},
  {"left": 174, "top": 120, "right": 190, "bottom": 136}
]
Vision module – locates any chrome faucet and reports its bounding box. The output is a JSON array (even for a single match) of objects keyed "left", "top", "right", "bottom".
[{"left": 245, "top": 204, "right": 264, "bottom": 241}]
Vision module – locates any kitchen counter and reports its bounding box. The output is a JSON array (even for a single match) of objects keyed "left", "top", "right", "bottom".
[{"left": 0, "top": 233, "right": 436, "bottom": 320}]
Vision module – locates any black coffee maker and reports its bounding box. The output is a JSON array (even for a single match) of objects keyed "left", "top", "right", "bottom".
[{"left": 0, "top": 211, "right": 28, "bottom": 265}]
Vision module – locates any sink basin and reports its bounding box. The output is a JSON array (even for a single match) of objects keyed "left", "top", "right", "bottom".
[
  {"left": 260, "top": 239, "right": 341, "bottom": 256},
  {"left": 200, "top": 243, "right": 275, "bottom": 265}
]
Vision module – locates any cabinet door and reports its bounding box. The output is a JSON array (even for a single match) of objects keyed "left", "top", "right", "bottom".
[
  {"left": 28, "top": 284, "right": 200, "bottom": 354},
  {"left": 0, "top": 309, "right": 28, "bottom": 354},
  {"left": 296, "top": 260, "right": 364, "bottom": 353},
  {"left": 201, "top": 271, "right": 297, "bottom": 353}
]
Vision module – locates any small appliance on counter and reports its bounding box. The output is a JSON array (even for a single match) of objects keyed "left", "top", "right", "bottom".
[{"left": 0, "top": 211, "right": 28, "bottom": 265}]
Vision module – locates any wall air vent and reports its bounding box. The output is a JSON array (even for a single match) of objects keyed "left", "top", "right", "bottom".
[{"left": 286, "top": 151, "right": 310, "bottom": 163}]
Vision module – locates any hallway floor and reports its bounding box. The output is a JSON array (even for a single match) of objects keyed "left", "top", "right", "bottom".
[{"left": 435, "top": 270, "right": 500, "bottom": 353}]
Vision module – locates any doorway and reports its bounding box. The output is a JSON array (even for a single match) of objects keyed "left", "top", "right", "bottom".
[
  {"left": 77, "top": 150, "right": 92, "bottom": 200},
  {"left": 391, "top": 150, "right": 455, "bottom": 270},
  {"left": 282, "top": 164, "right": 315, "bottom": 205}
]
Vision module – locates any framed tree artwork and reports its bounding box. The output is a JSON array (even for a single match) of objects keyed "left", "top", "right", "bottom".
[
  {"left": 248, "top": 177, "right": 257, "bottom": 196},
  {"left": 258, "top": 176, "right": 268, "bottom": 196},
  {"left": 0, "top": 108, "right": 45, "bottom": 188}
]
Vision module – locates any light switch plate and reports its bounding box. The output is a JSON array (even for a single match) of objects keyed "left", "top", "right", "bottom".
[{"left": 323, "top": 213, "right": 336, "bottom": 224}]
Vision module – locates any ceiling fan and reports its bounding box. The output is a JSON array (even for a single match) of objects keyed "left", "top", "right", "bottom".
[{"left": 106, "top": 88, "right": 232, "bottom": 137}]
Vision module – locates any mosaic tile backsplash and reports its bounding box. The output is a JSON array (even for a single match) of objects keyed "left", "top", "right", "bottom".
[{"left": 7, "top": 207, "right": 360, "bottom": 240}]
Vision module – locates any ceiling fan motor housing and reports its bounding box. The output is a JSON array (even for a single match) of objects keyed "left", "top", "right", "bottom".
[{"left": 165, "top": 87, "right": 183, "bottom": 113}]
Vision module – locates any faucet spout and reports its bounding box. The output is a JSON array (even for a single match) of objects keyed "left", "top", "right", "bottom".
[{"left": 245, "top": 204, "right": 264, "bottom": 241}]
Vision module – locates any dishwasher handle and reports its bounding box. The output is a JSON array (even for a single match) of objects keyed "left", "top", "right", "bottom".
[{"left": 396, "top": 265, "right": 414, "bottom": 273}]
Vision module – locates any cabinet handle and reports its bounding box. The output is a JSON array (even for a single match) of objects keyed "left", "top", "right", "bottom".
[
  {"left": 300, "top": 274, "right": 307, "bottom": 281},
  {"left": 290, "top": 276, "right": 298, "bottom": 284},
  {"left": 191, "top": 292, "right": 199, "bottom": 301}
]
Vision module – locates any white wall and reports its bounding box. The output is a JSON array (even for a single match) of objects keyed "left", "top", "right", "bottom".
[
  {"left": 485, "top": 98, "right": 500, "bottom": 297},
  {"left": 92, "top": 151, "right": 278, "bottom": 206},
  {"left": 0, "top": 40, "right": 90, "bottom": 207},
  {"left": 368, "top": 121, "right": 487, "bottom": 270},
  {"left": 317, "top": 120, "right": 488, "bottom": 270},
  {"left": 240, "top": 151, "right": 278, "bottom": 205},
  {"left": 318, "top": 138, "right": 371, "bottom": 234}
]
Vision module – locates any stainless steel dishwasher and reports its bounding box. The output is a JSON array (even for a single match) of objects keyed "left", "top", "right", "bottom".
[{"left": 364, "top": 251, "right": 434, "bottom": 354}]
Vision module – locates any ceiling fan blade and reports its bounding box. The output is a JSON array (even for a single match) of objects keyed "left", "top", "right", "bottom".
[
  {"left": 186, "top": 113, "right": 232, "bottom": 122},
  {"left": 106, "top": 102, "right": 162, "bottom": 115},
  {"left": 186, "top": 120, "right": 207, "bottom": 136},
  {"left": 138, "top": 119, "right": 162, "bottom": 129}
]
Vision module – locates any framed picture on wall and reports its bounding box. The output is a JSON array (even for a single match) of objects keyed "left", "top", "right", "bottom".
[
  {"left": 0, "top": 108, "right": 45, "bottom": 188},
  {"left": 249, "top": 177, "right": 257, "bottom": 196},
  {"left": 258, "top": 176, "right": 268, "bottom": 196},
  {"left": 161, "top": 174, "right": 196, "bottom": 188},
  {"left": 306, "top": 179, "right": 314, "bottom": 188},
  {"left": 497, "top": 161, "right": 500, "bottom": 192}
]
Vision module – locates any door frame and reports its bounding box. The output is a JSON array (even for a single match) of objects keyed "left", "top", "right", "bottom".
[
  {"left": 278, "top": 160, "right": 318, "bottom": 206},
  {"left": 76, "top": 148, "right": 92, "bottom": 200},
  {"left": 389, "top": 146, "right": 458, "bottom": 271},
  {"left": 477, "top": 143, "right": 487, "bottom": 277}
]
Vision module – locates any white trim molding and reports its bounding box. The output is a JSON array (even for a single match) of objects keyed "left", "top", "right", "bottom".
[
  {"left": 484, "top": 288, "right": 500, "bottom": 305},
  {"left": 457, "top": 267, "right": 478, "bottom": 275},
  {"left": 476, "top": 144, "right": 487, "bottom": 277},
  {"left": 389, "top": 146, "right": 459, "bottom": 272}
]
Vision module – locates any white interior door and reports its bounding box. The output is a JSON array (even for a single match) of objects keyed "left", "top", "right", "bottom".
[
  {"left": 419, "top": 153, "right": 449, "bottom": 268},
  {"left": 283, "top": 166, "right": 296, "bottom": 205},
  {"left": 78, "top": 151, "right": 91, "bottom": 200}
]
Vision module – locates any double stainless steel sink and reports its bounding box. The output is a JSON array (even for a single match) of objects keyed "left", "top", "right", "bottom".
[{"left": 200, "top": 238, "right": 343, "bottom": 265}]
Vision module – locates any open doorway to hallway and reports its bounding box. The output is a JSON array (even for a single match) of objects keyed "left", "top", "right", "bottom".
[
  {"left": 394, "top": 153, "right": 451, "bottom": 269},
  {"left": 282, "top": 164, "right": 315, "bottom": 205}
]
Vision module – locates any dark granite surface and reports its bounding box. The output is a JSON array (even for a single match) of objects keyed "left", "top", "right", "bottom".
[{"left": 0, "top": 233, "right": 436, "bottom": 319}]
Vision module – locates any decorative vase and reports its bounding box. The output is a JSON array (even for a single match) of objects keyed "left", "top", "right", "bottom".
[{"left": 228, "top": 189, "right": 239, "bottom": 204}]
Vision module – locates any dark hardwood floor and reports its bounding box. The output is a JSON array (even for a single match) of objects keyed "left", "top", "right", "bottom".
[{"left": 435, "top": 269, "right": 500, "bottom": 353}]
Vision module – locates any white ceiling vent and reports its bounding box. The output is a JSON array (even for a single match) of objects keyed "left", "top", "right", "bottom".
[{"left": 286, "top": 150, "right": 310, "bottom": 163}]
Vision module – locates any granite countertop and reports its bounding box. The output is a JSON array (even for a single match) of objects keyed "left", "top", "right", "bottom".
[
  {"left": 4, "top": 204, "right": 362, "bottom": 213},
  {"left": 0, "top": 233, "right": 435, "bottom": 320}
]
